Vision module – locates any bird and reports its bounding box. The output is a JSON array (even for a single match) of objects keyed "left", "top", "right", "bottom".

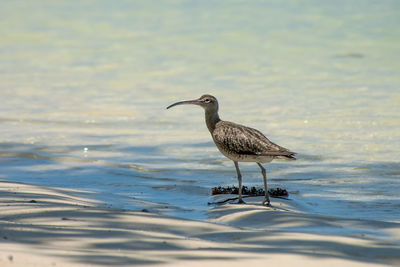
[{"left": 166, "top": 94, "right": 296, "bottom": 206}]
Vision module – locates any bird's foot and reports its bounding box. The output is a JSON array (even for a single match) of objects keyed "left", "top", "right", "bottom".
[
  {"left": 237, "top": 198, "right": 246, "bottom": 204},
  {"left": 262, "top": 198, "right": 271, "bottom": 207}
]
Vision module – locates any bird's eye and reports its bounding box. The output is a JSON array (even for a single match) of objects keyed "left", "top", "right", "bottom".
[{"left": 204, "top": 98, "right": 211, "bottom": 103}]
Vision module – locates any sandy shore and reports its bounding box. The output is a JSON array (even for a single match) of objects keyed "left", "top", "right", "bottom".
[{"left": 0, "top": 180, "right": 399, "bottom": 266}]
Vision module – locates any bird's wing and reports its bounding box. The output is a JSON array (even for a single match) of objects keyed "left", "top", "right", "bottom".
[{"left": 213, "top": 121, "right": 294, "bottom": 157}]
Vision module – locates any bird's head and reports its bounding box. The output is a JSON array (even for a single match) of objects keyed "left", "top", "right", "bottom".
[{"left": 167, "top": 94, "right": 219, "bottom": 112}]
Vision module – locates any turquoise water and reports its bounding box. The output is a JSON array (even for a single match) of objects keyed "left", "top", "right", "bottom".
[{"left": 1, "top": 1, "right": 399, "bottom": 221}]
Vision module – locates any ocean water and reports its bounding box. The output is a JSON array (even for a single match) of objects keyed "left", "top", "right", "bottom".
[{"left": 1, "top": 1, "right": 399, "bottom": 222}]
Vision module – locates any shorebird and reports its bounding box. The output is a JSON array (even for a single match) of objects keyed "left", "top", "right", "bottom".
[{"left": 166, "top": 94, "right": 296, "bottom": 206}]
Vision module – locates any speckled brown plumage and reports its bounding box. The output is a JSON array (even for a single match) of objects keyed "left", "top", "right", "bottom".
[
  {"left": 167, "top": 94, "right": 296, "bottom": 206},
  {"left": 212, "top": 120, "right": 295, "bottom": 162}
]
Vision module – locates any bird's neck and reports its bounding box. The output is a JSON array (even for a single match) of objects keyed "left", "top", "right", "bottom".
[{"left": 205, "top": 109, "right": 220, "bottom": 133}]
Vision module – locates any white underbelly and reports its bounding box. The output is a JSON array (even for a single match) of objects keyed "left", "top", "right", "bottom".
[{"left": 216, "top": 146, "right": 274, "bottom": 163}]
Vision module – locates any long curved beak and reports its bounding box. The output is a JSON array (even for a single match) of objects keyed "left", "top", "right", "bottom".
[{"left": 166, "top": 99, "right": 201, "bottom": 109}]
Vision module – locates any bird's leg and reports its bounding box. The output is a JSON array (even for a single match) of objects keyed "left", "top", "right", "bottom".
[
  {"left": 234, "top": 161, "right": 245, "bottom": 204},
  {"left": 257, "top": 163, "right": 271, "bottom": 206}
]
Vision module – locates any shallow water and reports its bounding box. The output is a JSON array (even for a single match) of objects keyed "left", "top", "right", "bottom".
[{"left": 1, "top": 1, "right": 400, "bottom": 221}]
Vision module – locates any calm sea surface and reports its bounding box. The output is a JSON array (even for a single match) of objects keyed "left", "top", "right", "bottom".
[{"left": 1, "top": 1, "right": 399, "bottom": 221}]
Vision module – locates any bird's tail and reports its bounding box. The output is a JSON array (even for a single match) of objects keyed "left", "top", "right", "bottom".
[
  {"left": 260, "top": 151, "right": 296, "bottom": 160},
  {"left": 277, "top": 153, "right": 296, "bottom": 161}
]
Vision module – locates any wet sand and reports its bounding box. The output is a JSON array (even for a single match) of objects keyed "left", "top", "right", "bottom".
[{"left": 0, "top": 180, "right": 399, "bottom": 266}]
